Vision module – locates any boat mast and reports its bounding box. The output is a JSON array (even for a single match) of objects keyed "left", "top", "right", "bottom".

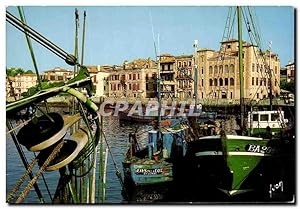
[
  {"left": 268, "top": 41, "right": 273, "bottom": 111},
  {"left": 193, "top": 40, "right": 198, "bottom": 109},
  {"left": 237, "top": 6, "right": 245, "bottom": 135},
  {"left": 157, "top": 34, "right": 162, "bottom": 140}
]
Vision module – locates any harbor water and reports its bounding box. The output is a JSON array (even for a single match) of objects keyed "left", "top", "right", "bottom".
[
  {"left": 6, "top": 114, "right": 152, "bottom": 204},
  {"left": 6, "top": 110, "right": 295, "bottom": 203}
]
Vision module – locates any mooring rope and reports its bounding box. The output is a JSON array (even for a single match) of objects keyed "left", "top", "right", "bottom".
[
  {"left": 6, "top": 159, "right": 38, "bottom": 203},
  {"left": 6, "top": 118, "right": 32, "bottom": 135},
  {"left": 14, "top": 140, "right": 64, "bottom": 203}
]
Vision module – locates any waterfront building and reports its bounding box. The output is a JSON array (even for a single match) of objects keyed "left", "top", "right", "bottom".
[
  {"left": 195, "top": 39, "right": 281, "bottom": 103},
  {"left": 41, "top": 67, "right": 73, "bottom": 82},
  {"left": 281, "top": 62, "right": 295, "bottom": 83},
  {"left": 159, "top": 54, "right": 177, "bottom": 99},
  {"left": 175, "top": 55, "right": 194, "bottom": 100},
  {"left": 86, "top": 65, "right": 110, "bottom": 97},
  {"left": 107, "top": 59, "right": 157, "bottom": 99},
  {"left": 6, "top": 73, "right": 37, "bottom": 99}
]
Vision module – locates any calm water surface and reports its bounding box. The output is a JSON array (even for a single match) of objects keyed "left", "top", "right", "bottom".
[{"left": 6, "top": 114, "right": 151, "bottom": 204}]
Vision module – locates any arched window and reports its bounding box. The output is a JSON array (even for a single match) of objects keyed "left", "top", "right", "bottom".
[
  {"left": 214, "top": 65, "right": 218, "bottom": 74},
  {"left": 219, "top": 78, "right": 223, "bottom": 86},
  {"left": 219, "top": 65, "right": 223, "bottom": 74},
  {"left": 230, "top": 64, "right": 235, "bottom": 73},
  {"left": 225, "top": 65, "right": 229, "bottom": 73},
  {"left": 209, "top": 79, "right": 213, "bottom": 86},
  {"left": 209, "top": 66, "right": 213, "bottom": 74},
  {"left": 225, "top": 78, "right": 228, "bottom": 86},
  {"left": 214, "top": 78, "right": 218, "bottom": 86},
  {"left": 230, "top": 78, "right": 234, "bottom": 86}
]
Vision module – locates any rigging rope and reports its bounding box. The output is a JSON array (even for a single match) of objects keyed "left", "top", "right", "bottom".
[{"left": 15, "top": 139, "right": 64, "bottom": 203}]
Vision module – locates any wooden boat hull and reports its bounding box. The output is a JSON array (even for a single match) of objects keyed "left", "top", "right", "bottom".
[
  {"left": 123, "top": 159, "right": 173, "bottom": 186},
  {"left": 188, "top": 135, "right": 282, "bottom": 196}
]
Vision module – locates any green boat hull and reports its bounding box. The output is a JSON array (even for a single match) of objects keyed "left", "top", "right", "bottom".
[{"left": 123, "top": 158, "right": 173, "bottom": 186}]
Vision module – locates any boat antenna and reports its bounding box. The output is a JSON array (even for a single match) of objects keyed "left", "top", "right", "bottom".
[
  {"left": 149, "top": 10, "right": 162, "bottom": 140},
  {"left": 237, "top": 6, "right": 245, "bottom": 135}
]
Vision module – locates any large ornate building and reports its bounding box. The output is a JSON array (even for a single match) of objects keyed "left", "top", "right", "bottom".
[{"left": 195, "top": 39, "right": 281, "bottom": 103}]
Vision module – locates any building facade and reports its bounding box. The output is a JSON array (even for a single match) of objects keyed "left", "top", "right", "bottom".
[
  {"left": 87, "top": 65, "right": 110, "bottom": 97},
  {"left": 175, "top": 55, "right": 194, "bottom": 100},
  {"left": 284, "top": 62, "right": 295, "bottom": 83},
  {"left": 41, "top": 67, "right": 73, "bottom": 82},
  {"left": 6, "top": 73, "right": 37, "bottom": 99},
  {"left": 195, "top": 39, "right": 281, "bottom": 102},
  {"left": 107, "top": 59, "right": 157, "bottom": 98}
]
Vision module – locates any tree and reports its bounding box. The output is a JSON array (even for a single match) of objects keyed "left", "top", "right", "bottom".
[{"left": 280, "top": 79, "right": 295, "bottom": 94}]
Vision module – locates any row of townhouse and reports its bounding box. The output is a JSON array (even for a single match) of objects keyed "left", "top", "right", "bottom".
[{"left": 6, "top": 39, "right": 293, "bottom": 102}]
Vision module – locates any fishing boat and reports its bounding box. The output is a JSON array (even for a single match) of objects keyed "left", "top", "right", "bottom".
[
  {"left": 247, "top": 110, "right": 288, "bottom": 137},
  {"left": 185, "top": 6, "right": 294, "bottom": 199},
  {"left": 122, "top": 37, "right": 192, "bottom": 186},
  {"left": 122, "top": 118, "right": 189, "bottom": 186}
]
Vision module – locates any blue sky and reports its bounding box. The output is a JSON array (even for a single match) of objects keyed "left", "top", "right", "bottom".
[{"left": 6, "top": 6, "right": 294, "bottom": 71}]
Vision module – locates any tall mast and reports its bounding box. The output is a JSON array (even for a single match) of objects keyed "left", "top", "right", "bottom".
[
  {"left": 193, "top": 40, "right": 198, "bottom": 109},
  {"left": 157, "top": 34, "right": 162, "bottom": 140},
  {"left": 268, "top": 41, "right": 273, "bottom": 111},
  {"left": 237, "top": 6, "right": 245, "bottom": 135}
]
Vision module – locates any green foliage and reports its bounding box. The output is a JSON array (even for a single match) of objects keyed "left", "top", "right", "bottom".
[
  {"left": 25, "top": 70, "right": 34, "bottom": 74},
  {"left": 280, "top": 79, "right": 295, "bottom": 94},
  {"left": 6, "top": 67, "right": 35, "bottom": 76},
  {"left": 6, "top": 67, "right": 25, "bottom": 76}
]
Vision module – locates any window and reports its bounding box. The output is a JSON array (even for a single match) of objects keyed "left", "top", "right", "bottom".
[
  {"left": 227, "top": 44, "right": 231, "bottom": 49},
  {"left": 209, "top": 66, "right": 213, "bottom": 74},
  {"left": 225, "top": 65, "right": 229, "bottom": 73},
  {"left": 252, "top": 77, "right": 254, "bottom": 85},
  {"left": 271, "top": 113, "right": 279, "bottom": 121},
  {"left": 129, "top": 83, "right": 131, "bottom": 90},
  {"left": 256, "top": 78, "right": 258, "bottom": 86},
  {"left": 184, "top": 62, "right": 187, "bottom": 67},
  {"left": 188, "top": 61, "right": 192, "bottom": 66},
  {"left": 178, "top": 62, "right": 182, "bottom": 67},
  {"left": 260, "top": 114, "right": 269, "bottom": 121},
  {"left": 230, "top": 92, "right": 233, "bottom": 99},
  {"left": 275, "top": 66, "right": 278, "bottom": 74},
  {"left": 257, "top": 93, "right": 259, "bottom": 99},
  {"left": 230, "top": 78, "right": 234, "bottom": 86},
  {"left": 219, "top": 65, "right": 223, "bottom": 74},
  {"left": 202, "top": 79, "right": 204, "bottom": 87},
  {"left": 219, "top": 78, "right": 223, "bottom": 86},
  {"left": 201, "top": 67, "right": 204, "bottom": 74},
  {"left": 138, "top": 74, "right": 140, "bottom": 79},
  {"left": 252, "top": 63, "right": 255, "bottom": 72},
  {"left": 201, "top": 56, "right": 204, "bottom": 62},
  {"left": 214, "top": 78, "right": 217, "bottom": 86},
  {"left": 209, "top": 79, "right": 213, "bottom": 86},
  {"left": 253, "top": 114, "right": 258, "bottom": 121},
  {"left": 129, "top": 74, "right": 132, "bottom": 80},
  {"left": 225, "top": 78, "right": 228, "bottom": 86},
  {"left": 133, "top": 74, "right": 136, "bottom": 80},
  {"left": 257, "top": 64, "right": 259, "bottom": 72},
  {"left": 230, "top": 64, "right": 234, "bottom": 73},
  {"left": 214, "top": 66, "right": 218, "bottom": 74}
]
